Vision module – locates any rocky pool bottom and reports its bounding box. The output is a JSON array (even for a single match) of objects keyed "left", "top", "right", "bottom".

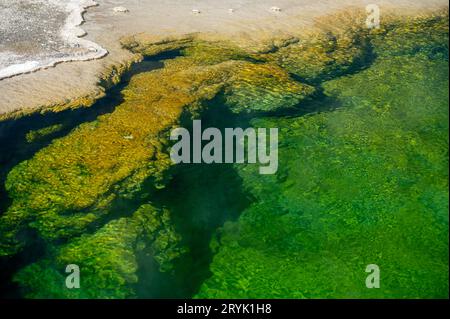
[{"left": 0, "top": 10, "right": 448, "bottom": 298}]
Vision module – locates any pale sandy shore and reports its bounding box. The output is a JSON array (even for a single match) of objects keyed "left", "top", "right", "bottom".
[
  {"left": 0, "top": 0, "right": 447, "bottom": 117},
  {"left": 0, "top": 0, "right": 107, "bottom": 80}
]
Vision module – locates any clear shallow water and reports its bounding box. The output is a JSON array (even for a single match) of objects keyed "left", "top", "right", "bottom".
[
  {"left": 0, "top": 13, "right": 448, "bottom": 298},
  {"left": 198, "top": 55, "right": 449, "bottom": 298}
]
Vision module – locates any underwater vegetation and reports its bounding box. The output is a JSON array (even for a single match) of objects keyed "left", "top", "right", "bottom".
[
  {"left": 13, "top": 203, "right": 184, "bottom": 298},
  {"left": 0, "top": 9, "right": 448, "bottom": 298},
  {"left": 197, "top": 54, "right": 449, "bottom": 298},
  {"left": 0, "top": 36, "right": 314, "bottom": 256},
  {"left": 25, "top": 124, "right": 65, "bottom": 143}
]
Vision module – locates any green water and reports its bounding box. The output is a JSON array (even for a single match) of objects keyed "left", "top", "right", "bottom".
[
  {"left": 198, "top": 55, "right": 449, "bottom": 298},
  {"left": 0, "top": 13, "right": 448, "bottom": 298}
]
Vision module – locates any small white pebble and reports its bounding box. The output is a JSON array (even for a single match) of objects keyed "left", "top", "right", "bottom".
[
  {"left": 228, "top": 8, "right": 234, "bottom": 13},
  {"left": 192, "top": 9, "right": 201, "bottom": 14},
  {"left": 113, "top": 6, "right": 129, "bottom": 13},
  {"left": 270, "top": 6, "right": 282, "bottom": 12}
]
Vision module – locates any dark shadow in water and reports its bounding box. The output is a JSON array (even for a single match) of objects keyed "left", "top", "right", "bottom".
[
  {"left": 132, "top": 72, "right": 365, "bottom": 297},
  {"left": 134, "top": 103, "right": 254, "bottom": 298},
  {"left": 0, "top": 38, "right": 378, "bottom": 298},
  {"left": 0, "top": 229, "right": 47, "bottom": 298},
  {"left": 0, "top": 50, "right": 182, "bottom": 299},
  {"left": 136, "top": 162, "right": 252, "bottom": 298},
  {"left": 0, "top": 50, "right": 181, "bottom": 214}
]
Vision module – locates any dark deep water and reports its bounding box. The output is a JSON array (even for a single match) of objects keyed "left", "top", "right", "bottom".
[{"left": 0, "top": 51, "right": 263, "bottom": 298}]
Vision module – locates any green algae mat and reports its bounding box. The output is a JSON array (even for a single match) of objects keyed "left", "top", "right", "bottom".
[{"left": 0, "top": 11, "right": 448, "bottom": 298}]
